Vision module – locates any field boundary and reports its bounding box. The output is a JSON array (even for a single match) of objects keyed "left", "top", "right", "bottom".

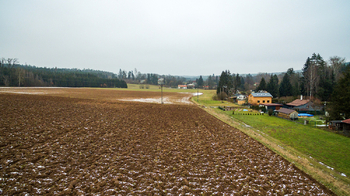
[{"left": 192, "top": 99, "right": 350, "bottom": 196}]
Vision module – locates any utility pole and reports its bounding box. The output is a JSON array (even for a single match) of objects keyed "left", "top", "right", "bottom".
[
  {"left": 158, "top": 78, "right": 164, "bottom": 104},
  {"left": 161, "top": 84, "right": 163, "bottom": 104}
]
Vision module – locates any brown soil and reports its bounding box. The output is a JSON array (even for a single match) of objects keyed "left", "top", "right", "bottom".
[
  {"left": 0, "top": 90, "right": 334, "bottom": 195},
  {"left": 0, "top": 87, "right": 192, "bottom": 105}
]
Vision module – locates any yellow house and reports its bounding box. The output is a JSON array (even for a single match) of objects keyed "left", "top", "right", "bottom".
[
  {"left": 248, "top": 92, "right": 273, "bottom": 105},
  {"left": 237, "top": 99, "right": 246, "bottom": 105}
]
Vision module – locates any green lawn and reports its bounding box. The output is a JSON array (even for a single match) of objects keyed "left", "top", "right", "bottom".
[{"left": 229, "top": 112, "right": 350, "bottom": 177}]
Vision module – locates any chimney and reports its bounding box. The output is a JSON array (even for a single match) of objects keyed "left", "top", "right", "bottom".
[{"left": 300, "top": 95, "right": 303, "bottom": 100}]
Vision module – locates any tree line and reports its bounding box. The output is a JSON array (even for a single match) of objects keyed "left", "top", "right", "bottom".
[
  {"left": 117, "top": 68, "right": 193, "bottom": 88},
  {"left": 0, "top": 58, "right": 127, "bottom": 88},
  {"left": 216, "top": 54, "right": 348, "bottom": 102}
]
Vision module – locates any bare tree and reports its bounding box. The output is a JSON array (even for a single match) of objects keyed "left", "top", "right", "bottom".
[
  {"left": 16, "top": 68, "right": 25, "bottom": 87},
  {"left": 7, "top": 58, "right": 13, "bottom": 67},
  {"left": 329, "top": 56, "right": 345, "bottom": 81},
  {"left": 305, "top": 60, "right": 319, "bottom": 99}
]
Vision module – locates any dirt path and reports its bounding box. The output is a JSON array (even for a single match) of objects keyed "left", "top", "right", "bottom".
[{"left": 0, "top": 93, "right": 334, "bottom": 195}]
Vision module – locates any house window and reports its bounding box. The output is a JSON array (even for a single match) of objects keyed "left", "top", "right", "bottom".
[
  {"left": 263, "top": 100, "right": 265, "bottom": 103},
  {"left": 257, "top": 100, "right": 260, "bottom": 103},
  {"left": 267, "top": 100, "right": 270, "bottom": 103}
]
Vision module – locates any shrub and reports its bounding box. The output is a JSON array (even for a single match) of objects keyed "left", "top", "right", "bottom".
[
  {"left": 268, "top": 109, "right": 273, "bottom": 116},
  {"left": 212, "top": 92, "right": 227, "bottom": 101}
]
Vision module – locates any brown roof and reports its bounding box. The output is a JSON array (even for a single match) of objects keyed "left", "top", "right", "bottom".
[
  {"left": 287, "top": 99, "right": 310, "bottom": 107},
  {"left": 342, "top": 119, "right": 350, "bottom": 124},
  {"left": 276, "top": 108, "right": 297, "bottom": 114},
  {"left": 262, "top": 103, "right": 283, "bottom": 106}
]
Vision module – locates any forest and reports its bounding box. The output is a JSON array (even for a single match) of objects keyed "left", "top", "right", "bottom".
[{"left": 0, "top": 58, "right": 127, "bottom": 88}]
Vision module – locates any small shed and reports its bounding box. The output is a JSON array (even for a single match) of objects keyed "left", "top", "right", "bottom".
[
  {"left": 329, "top": 120, "right": 344, "bottom": 131},
  {"left": 343, "top": 119, "right": 350, "bottom": 136},
  {"left": 275, "top": 108, "right": 298, "bottom": 120},
  {"left": 329, "top": 119, "right": 350, "bottom": 136}
]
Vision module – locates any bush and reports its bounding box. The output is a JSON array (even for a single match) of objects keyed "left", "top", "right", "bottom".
[
  {"left": 268, "top": 109, "right": 273, "bottom": 116},
  {"left": 251, "top": 105, "right": 260, "bottom": 111},
  {"left": 212, "top": 92, "right": 227, "bottom": 101}
]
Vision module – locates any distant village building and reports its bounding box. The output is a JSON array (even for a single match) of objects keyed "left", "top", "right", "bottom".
[
  {"left": 248, "top": 91, "right": 273, "bottom": 105},
  {"left": 286, "top": 98, "right": 323, "bottom": 113},
  {"left": 236, "top": 94, "right": 246, "bottom": 105},
  {"left": 178, "top": 85, "right": 187, "bottom": 89},
  {"left": 229, "top": 93, "right": 247, "bottom": 105},
  {"left": 187, "top": 83, "right": 195, "bottom": 89},
  {"left": 275, "top": 108, "right": 298, "bottom": 120}
]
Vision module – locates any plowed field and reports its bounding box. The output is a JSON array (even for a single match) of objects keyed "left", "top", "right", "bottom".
[{"left": 0, "top": 90, "right": 334, "bottom": 195}]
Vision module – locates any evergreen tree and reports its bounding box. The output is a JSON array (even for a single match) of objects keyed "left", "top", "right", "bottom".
[
  {"left": 330, "top": 67, "right": 350, "bottom": 120},
  {"left": 217, "top": 70, "right": 233, "bottom": 95},
  {"left": 256, "top": 77, "right": 266, "bottom": 91},
  {"left": 267, "top": 74, "right": 279, "bottom": 97},
  {"left": 240, "top": 77, "right": 245, "bottom": 91},
  {"left": 279, "top": 73, "right": 293, "bottom": 97},
  {"left": 197, "top": 75, "right": 204, "bottom": 88},
  {"left": 233, "top": 73, "right": 241, "bottom": 92},
  {"left": 206, "top": 75, "right": 215, "bottom": 89}
]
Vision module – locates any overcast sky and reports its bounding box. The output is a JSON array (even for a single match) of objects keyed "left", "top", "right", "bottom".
[{"left": 1, "top": 0, "right": 349, "bottom": 76}]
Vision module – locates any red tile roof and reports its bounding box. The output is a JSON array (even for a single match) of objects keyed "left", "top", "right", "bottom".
[
  {"left": 287, "top": 99, "right": 310, "bottom": 107},
  {"left": 342, "top": 119, "right": 350, "bottom": 124}
]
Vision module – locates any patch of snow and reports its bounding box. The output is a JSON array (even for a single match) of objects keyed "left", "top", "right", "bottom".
[
  {"left": 119, "top": 97, "right": 172, "bottom": 104},
  {"left": 341, "top": 173, "right": 347, "bottom": 177},
  {"left": 179, "top": 97, "right": 192, "bottom": 104},
  {"left": 318, "top": 162, "right": 334, "bottom": 170},
  {"left": 192, "top": 93, "right": 203, "bottom": 96}
]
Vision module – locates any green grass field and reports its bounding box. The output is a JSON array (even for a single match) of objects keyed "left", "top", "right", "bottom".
[{"left": 229, "top": 113, "right": 350, "bottom": 177}]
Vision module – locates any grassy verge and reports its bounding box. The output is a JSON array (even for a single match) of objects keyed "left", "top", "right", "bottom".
[{"left": 192, "top": 91, "right": 350, "bottom": 196}]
